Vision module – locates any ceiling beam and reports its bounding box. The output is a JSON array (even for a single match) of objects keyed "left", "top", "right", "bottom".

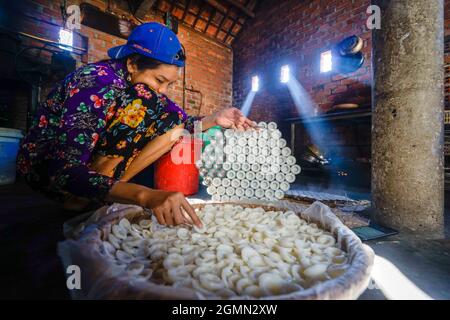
[
  {"left": 222, "top": 0, "right": 255, "bottom": 18},
  {"left": 204, "top": 0, "right": 227, "bottom": 16},
  {"left": 193, "top": 2, "right": 206, "bottom": 29},
  {"left": 224, "top": 0, "right": 250, "bottom": 43},
  {"left": 146, "top": 0, "right": 250, "bottom": 45},
  {"left": 168, "top": 0, "right": 176, "bottom": 13},
  {"left": 203, "top": 0, "right": 243, "bottom": 27},
  {"left": 152, "top": 6, "right": 231, "bottom": 48},
  {"left": 204, "top": 0, "right": 246, "bottom": 37},
  {"left": 223, "top": 20, "right": 237, "bottom": 44},
  {"left": 181, "top": 0, "right": 191, "bottom": 21},
  {"left": 204, "top": 7, "right": 216, "bottom": 33},
  {"left": 175, "top": 1, "right": 244, "bottom": 33},
  {"left": 134, "top": 0, "right": 158, "bottom": 19},
  {"left": 214, "top": 7, "right": 229, "bottom": 38}
]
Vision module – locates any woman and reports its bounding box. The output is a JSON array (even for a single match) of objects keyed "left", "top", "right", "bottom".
[{"left": 17, "top": 22, "right": 255, "bottom": 227}]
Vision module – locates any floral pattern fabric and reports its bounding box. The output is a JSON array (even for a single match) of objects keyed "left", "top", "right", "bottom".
[
  {"left": 97, "top": 83, "right": 188, "bottom": 179},
  {"left": 17, "top": 59, "right": 201, "bottom": 204}
]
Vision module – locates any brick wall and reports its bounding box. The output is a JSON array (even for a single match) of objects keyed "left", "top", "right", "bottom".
[
  {"left": 4, "top": 0, "right": 449, "bottom": 132},
  {"left": 232, "top": 0, "right": 372, "bottom": 164},
  {"left": 232, "top": 0, "right": 372, "bottom": 122},
  {"left": 4, "top": 0, "right": 232, "bottom": 120},
  {"left": 232, "top": 0, "right": 448, "bottom": 165}
]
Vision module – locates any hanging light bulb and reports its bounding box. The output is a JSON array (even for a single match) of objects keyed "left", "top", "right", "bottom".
[{"left": 59, "top": 28, "right": 73, "bottom": 51}]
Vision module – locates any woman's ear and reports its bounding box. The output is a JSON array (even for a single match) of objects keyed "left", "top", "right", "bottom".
[{"left": 126, "top": 58, "right": 138, "bottom": 74}]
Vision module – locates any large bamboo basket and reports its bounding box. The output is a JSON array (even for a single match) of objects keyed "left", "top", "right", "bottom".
[{"left": 58, "top": 199, "right": 374, "bottom": 300}]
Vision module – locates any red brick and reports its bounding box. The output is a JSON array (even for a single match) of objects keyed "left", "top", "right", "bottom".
[
  {"left": 19, "top": 0, "right": 232, "bottom": 117},
  {"left": 341, "top": 78, "right": 359, "bottom": 86},
  {"left": 233, "top": 0, "right": 376, "bottom": 119}
]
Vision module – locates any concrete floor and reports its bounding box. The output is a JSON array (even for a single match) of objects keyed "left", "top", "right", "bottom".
[
  {"left": 0, "top": 180, "right": 449, "bottom": 299},
  {"left": 360, "top": 235, "right": 450, "bottom": 299},
  {"left": 288, "top": 180, "right": 450, "bottom": 300}
]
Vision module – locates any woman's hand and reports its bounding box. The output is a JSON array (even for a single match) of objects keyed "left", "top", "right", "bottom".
[
  {"left": 107, "top": 181, "right": 202, "bottom": 228},
  {"left": 203, "top": 107, "right": 257, "bottom": 131},
  {"left": 139, "top": 189, "right": 202, "bottom": 227}
]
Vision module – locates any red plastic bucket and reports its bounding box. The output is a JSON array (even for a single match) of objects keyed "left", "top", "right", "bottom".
[{"left": 154, "top": 137, "right": 202, "bottom": 196}]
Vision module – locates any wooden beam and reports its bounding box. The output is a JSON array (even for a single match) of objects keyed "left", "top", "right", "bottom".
[
  {"left": 223, "top": 28, "right": 235, "bottom": 44},
  {"left": 181, "top": 0, "right": 191, "bottom": 21},
  {"left": 214, "top": 6, "right": 229, "bottom": 38},
  {"left": 204, "top": 7, "right": 216, "bottom": 33},
  {"left": 135, "top": 0, "right": 158, "bottom": 19},
  {"left": 152, "top": 6, "right": 232, "bottom": 48},
  {"left": 203, "top": 0, "right": 245, "bottom": 25},
  {"left": 224, "top": 0, "right": 251, "bottom": 43},
  {"left": 168, "top": 0, "right": 176, "bottom": 13},
  {"left": 204, "top": 0, "right": 228, "bottom": 16},
  {"left": 183, "top": 6, "right": 243, "bottom": 37},
  {"left": 222, "top": 0, "right": 255, "bottom": 18},
  {"left": 193, "top": 2, "right": 206, "bottom": 28},
  {"left": 223, "top": 15, "right": 238, "bottom": 43},
  {"left": 177, "top": 0, "right": 244, "bottom": 33}
]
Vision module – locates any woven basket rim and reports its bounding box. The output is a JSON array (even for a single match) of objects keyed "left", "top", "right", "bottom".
[{"left": 63, "top": 201, "right": 374, "bottom": 300}]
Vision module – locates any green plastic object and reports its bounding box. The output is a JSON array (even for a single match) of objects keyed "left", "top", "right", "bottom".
[
  {"left": 201, "top": 125, "right": 222, "bottom": 151},
  {"left": 198, "top": 126, "right": 222, "bottom": 183}
]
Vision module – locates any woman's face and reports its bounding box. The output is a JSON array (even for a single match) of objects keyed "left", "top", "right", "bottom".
[{"left": 127, "top": 60, "right": 180, "bottom": 95}]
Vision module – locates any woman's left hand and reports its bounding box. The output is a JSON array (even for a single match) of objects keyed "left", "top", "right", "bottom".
[{"left": 213, "top": 107, "right": 257, "bottom": 131}]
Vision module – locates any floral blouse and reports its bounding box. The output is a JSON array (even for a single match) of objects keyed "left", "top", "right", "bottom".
[
  {"left": 97, "top": 83, "right": 189, "bottom": 179},
  {"left": 17, "top": 59, "right": 200, "bottom": 203}
]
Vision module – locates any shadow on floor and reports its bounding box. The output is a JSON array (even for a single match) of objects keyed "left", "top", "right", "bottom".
[
  {"left": 0, "top": 180, "right": 82, "bottom": 299},
  {"left": 290, "top": 179, "right": 450, "bottom": 300}
]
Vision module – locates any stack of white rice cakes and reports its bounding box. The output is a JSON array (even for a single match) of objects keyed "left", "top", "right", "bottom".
[
  {"left": 104, "top": 204, "right": 349, "bottom": 299},
  {"left": 197, "top": 122, "right": 301, "bottom": 202}
]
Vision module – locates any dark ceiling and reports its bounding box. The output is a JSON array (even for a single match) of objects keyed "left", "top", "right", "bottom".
[{"left": 128, "top": 0, "right": 261, "bottom": 46}]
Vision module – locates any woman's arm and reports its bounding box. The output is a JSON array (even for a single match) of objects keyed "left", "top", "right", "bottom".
[
  {"left": 92, "top": 84, "right": 190, "bottom": 182},
  {"left": 198, "top": 114, "right": 217, "bottom": 131},
  {"left": 163, "top": 95, "right": 256, "bottom": 133},
  {"left": 43, "top": 69, "right": 201, "bottom": 226},
  {"left": 187, "top": 108, "right": 257, "bottom": 132},
  {"left": 119, "top": 123, "right": 185, "bottom": 182},
  {"left": 47, "top": 77, "right": 120, "bottom": 203},
  {"left": 203, "top": 107, "right": 257, "bottom": 131}
]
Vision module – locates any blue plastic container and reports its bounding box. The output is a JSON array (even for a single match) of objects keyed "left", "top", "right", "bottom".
[{"left": 0, "top": 127, "right": 24, "bottom": 185}]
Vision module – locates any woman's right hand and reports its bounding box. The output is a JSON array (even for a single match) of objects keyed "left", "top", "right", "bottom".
[
  {"left": 107, "top": 181, "right": 202, "bottom": 228},
  {"left": 138, "top": 189, "right": 202, "bottom": 227}
]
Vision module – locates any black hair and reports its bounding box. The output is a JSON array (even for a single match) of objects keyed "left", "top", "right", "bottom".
[
  {"left": 121, "top": 50, "right": 186, "bottom": 71},
  {"left": 121, "top": 53, "right": 164, "bottom": 71}
]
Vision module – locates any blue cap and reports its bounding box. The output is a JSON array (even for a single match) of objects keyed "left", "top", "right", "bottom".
[{"left": 108, "top": 22, "right": 185, "bottom": 67}]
